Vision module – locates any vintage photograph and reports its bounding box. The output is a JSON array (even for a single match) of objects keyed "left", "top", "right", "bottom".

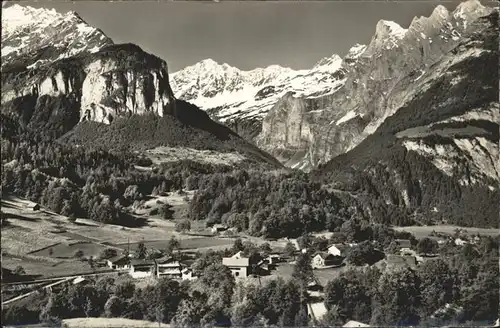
[{"left": 1, "top": 0, "right": 498, "bottom": 327}]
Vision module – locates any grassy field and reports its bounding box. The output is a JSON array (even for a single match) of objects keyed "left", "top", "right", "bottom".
[
  {"left": 62, "top": 317, "right": 170, "bottom": 328},
  {"left": 119, "top": 236, "right": 235, "bottom": 251},
  {"left": 394, "top": 225, "right": 499, "bottom": 239},
  {"left": 30, "top": 241, "right": 109, "bottom": 259}
]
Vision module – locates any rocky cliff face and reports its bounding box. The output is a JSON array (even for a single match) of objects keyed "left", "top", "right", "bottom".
[
  {"left": 314, "top": 9, "right": 498, "bottom": 227},
  {"left": 256, "top": 0, "right": 494, "bottom": 170},
  {"left": 1, "top": 5, "right": 176, "bottom": 129}
]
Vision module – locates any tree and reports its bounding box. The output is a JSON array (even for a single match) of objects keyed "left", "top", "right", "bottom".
[
  {"left": 175, "top": 220, "right": 191, "bottom": 233},
  {"left": 417, "top": 238, "right": 438, "bottom": 256},
  {"left": 292, "top": 253, "right": 313, "bottom": 287},
  {"left": 99, "top": 248, "right": 117, "bottom": 260},
  {"left": 104, "top": 296, "right": 124, "bottom": 318},
  {"left": 136, "top": 242, "right": 147, "bottom": 259},
  {"left": 284, "top": 241, "right": 297, "bottom": 260},
  {"left": 74, "top": 250, "right": 84, "bottom": 260},
  {"left": 88, "top": 256, "right": 95, "bottom": 270},
  {"left": 167, "top": 236, "right": 180, "bottom": 255},
  {"left": 231, "top": 238, "right": 244, "bottom": 254},
  {"left": 259, "top": 242, "right": 272, "bottom": 257},
  {"left": 371, "top": 268, "right": 421, "bottom": 326}
]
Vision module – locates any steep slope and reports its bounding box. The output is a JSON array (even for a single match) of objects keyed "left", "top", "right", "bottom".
[
  {"left": 314, "top": 10, "right": 499, "bottom": 228},
  {"left": 256, "top": 0, "right": 494, "bottom": 170},
  {"left": 170, "top": 54, "right": 346, "bottom": 140},
  {"left": 0, "top": 5, "right": 282, "bottom": 169}
]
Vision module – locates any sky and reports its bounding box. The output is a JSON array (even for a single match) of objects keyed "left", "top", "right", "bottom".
[{"left": 3, "top": 0, "right": 492, "bottom": 72}]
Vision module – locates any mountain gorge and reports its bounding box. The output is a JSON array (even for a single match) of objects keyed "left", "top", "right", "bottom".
[{"left": 0, "top": 4, "right": 281, "bottom": 168}]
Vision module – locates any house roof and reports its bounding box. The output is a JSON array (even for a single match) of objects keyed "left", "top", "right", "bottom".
[
  {"left": 212, "top": 224, "right": 227, "bottom": 230},
  {"left": 155, "top": 255, "right": 177, "bottom": 264},
  {"left": 314, "top": 252, "right": 334, "bottom": 260},
  {"left": 328, "top": 243, "right": 349, "bottom": 252},
  {"left": 223, "top": 257, "right": 249, "bottom": 267},
  {"left": 343, "top": 320, "right": 370, "bottom": 327},
  {"left": 130, "top": 259, "right": 155, "bottom": 266},
  {"left": 308, "top": 302, "right": 327, "bottom": 320},
  {"left": 108, "top": 255, "right": 128, "bottom": 264}
]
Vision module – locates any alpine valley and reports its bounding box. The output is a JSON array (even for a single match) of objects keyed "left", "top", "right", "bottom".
[{"left": 1, "top": 1, "right": 499, "bottom": 327}]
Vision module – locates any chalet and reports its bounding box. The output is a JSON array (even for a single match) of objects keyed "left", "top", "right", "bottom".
[
  {"left": 222, "top": 251, "right": 250, "bottom": 278},
  {"left": 32, "top": 203, "right": 41, "bottom": 211},
  {"left": 129, "top": 259, "right": 155, "bottom": 279},
  {"left": 327, "top": 244, "right": 349, "bottom": 257},
  {"left": 311, "top": 252, "right": 336, "bottom": 269},
  {"left": 155, "top": 256, "right": 182, "bottom": 280},
  {"left": 386, "top": 254, "right": 417, "bottom": 270},
  {"left": 454, "top": 238, "right": 468, "bottom": 246},
  {"left": 181, "top": 268, "right": 197, "bottom": 281},
  {"left": 343, "top": 320, "right": 370, "bottom": 327},
  {"left": 394, "top": 239, "right": 412, "bottom": 253},
  {"left": 211, "top": 224, "right": 228, "bottom": 234},
  {"left": 107, "top": 255, "right": 130, "bottom": 270}
]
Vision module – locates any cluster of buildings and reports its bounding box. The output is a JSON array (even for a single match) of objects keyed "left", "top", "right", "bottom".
[
  {"left": 222, "top": 251, "right": 281, "bottom": 278},
  {"left": 106, "top": 254, "right": 196, "bottom": 280}
]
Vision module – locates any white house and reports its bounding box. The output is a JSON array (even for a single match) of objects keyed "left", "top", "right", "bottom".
[
  {"left": 222, "top": 251, "right": 250, "bottom": 278},
  {"left": 311, "top": 253, "right": 336, "bottom": 269},
  {"left": 327, "top": 244, "right": 349, "bottom": 257},
  {"left": 129, "top": 259, "right": 155, "bottom": 279},
  {"left": 455, "top": 238, "right": 468, "bottom": 246},
  {"left": 181, "top": 268, "right": 197, "bottom": 281},
  {"left": 211, "top": 224, "right": 227, "bottom": 234}
]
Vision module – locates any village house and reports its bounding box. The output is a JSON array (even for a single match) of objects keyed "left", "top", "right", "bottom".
[
  {"left": 31, "top": 203, "right": 41, "bottom": 211},
  {"left": 327, "top": 243, "right": 349, "bottom": 257},
  {"left": 222, "top": 251, "right": 250, "bottom": 278},
  {"left": 211, "top": 224, "right": 228, "bottom": 234},
  {"left": 181, "top": 268, "right": 197, "bottom": 281},
  {"left": 107, "top": 255, "right": 130, "bottom": 270},
  {"left": 311, "top": 252, "right": 337, "bottom": 269},
  {"left": 155, "top": 256, "right": 182, "bottom": 280},
  {"left": 129, "top": 259, "right": 155, "bottom": 279}
]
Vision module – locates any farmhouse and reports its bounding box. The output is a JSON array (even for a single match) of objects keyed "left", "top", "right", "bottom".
[
  {"left": 211, "top": 224, "right": 228, "bottom": 234},
  {"left": 311, "top": 252, "right": 336, "bottom": 269},
  {"left": 222, "top": 251, "right": 250, "bottom": 278},
  {"left": 107, "top": 255, "right": 130, "bottom": 270},
  {"left": 155, "top": 256, "right": 182, "bottom": 279},
  {"left": 327, "top": 243, "right": 349, "bottom": 257},
  {"left": 129, "top": 259, "right": 155, "bottom": 279}
]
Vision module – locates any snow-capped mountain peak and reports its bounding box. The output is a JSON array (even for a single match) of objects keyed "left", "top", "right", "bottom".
[
  {"left": 1, "top": 4, "right": 113, "bottom": 69},
  {"left": 376, "top": 20, "right": 408, "bottom": 39},
  {"left": 171, "top": 55, "right": 346, "bottom": 126}
]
